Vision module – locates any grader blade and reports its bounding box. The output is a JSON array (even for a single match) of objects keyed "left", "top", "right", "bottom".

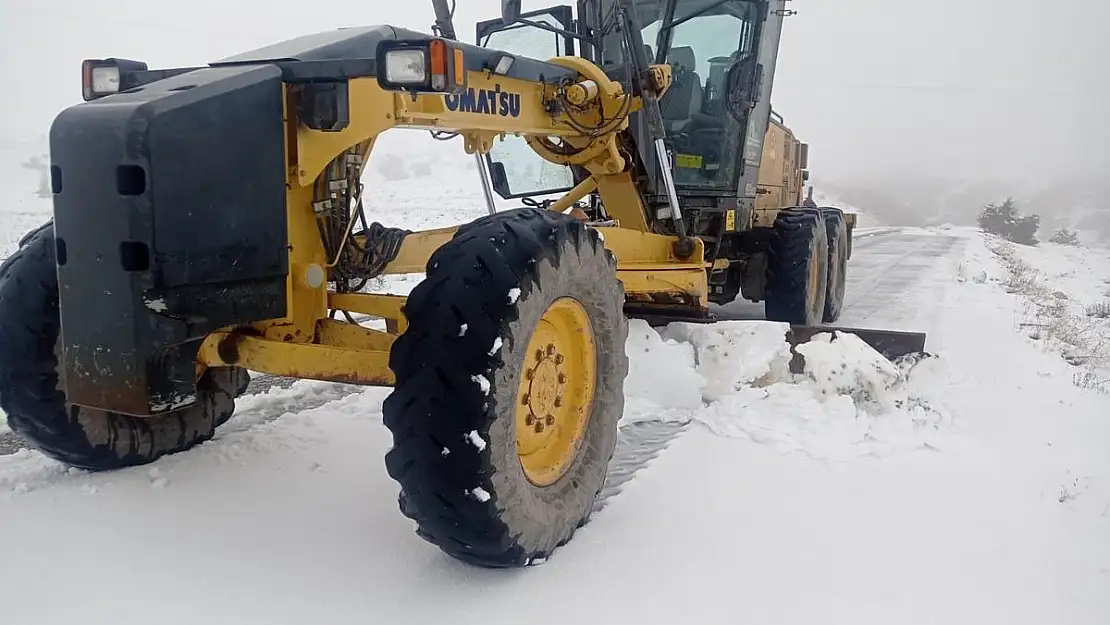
[
  {"left": 638, "top": 310, "right": 928, "bottom": 366},
  {"left": 786, "top": 325, "right": 928, "bottom": 363}
]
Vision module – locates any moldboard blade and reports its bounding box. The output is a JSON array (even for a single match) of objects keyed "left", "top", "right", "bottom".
[{"left": 787, "top": 325, "right": 928, "bottom": 362}]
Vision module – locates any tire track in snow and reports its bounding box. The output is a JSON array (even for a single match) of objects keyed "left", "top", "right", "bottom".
[
  {"left": 595, "top": 419, "right": 691, "bottom": 512},
  {"left": 2, "top": 372, "right": 691, "bottom": 507},
  {"left": 837, "top": 233, "right": 963, "bottom": 330}
]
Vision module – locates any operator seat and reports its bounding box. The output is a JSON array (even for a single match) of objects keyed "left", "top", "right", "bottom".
[{"left": 660, "top": 46, "right": 703, "bottom": 133}]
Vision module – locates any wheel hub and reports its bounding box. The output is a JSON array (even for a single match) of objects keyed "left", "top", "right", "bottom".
[
  {"left": 807, "top": 237, "right": 824, "bottom": 319},
  {"left": 524, "top": 354, "right": 562, "bottom": 431},
  {"left": 515, "top": 297, "right": 596, "bottom": 487}
]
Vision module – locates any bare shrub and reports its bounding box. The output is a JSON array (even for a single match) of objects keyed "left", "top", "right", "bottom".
[
  {"left": 1086, "top": 300, "right": 1110, "bottom": 319},
  {"left": 989, "top": 238, "right": 1109, "bottom": 386},
  {"left": 1074, "top": 367, "right": 1110, "bottom": 394},
  {"left": 1049, "top": 228, "right": 1081, "bottom": 246}
]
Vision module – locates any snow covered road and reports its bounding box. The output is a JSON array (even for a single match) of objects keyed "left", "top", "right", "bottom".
[
  {"left": 719, "top": 227, "right": 966, "bottom": 335},
  {"left": 839, "top": 229, "right": 966, "bottom": 330}
]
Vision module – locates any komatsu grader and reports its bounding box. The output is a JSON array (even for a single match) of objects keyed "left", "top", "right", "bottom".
[{"left": 0, "top": 0, "right": 923, "bottom": 567}]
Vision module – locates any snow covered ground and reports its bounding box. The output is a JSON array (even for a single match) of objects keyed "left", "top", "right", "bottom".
[{"left": 2, "top": 135, "right": 1110, "bottom": 623}]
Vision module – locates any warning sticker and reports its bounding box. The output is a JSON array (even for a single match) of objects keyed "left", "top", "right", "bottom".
[{"left": 675, "top": 153, "right": 703, "bottom": 168}]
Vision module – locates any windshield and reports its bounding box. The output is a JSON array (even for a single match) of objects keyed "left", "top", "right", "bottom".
[{"left": 638, "top": 0, "right": 760, "bottom": 190}]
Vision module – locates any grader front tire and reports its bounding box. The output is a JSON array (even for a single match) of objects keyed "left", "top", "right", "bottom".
[
  {"left": 0, "top": 222, "right": 248, "bottom": 470},
  {"left": 383, "top": 208, "right": 628, "bottom": 568}
]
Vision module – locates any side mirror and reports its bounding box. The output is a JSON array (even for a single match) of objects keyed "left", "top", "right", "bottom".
[
  {"left": 502, "top": 0, "right": 522, "bottom": 25},
  {"left": 488, "top": 161, "right": 512, "bottom": 197},
  {"left": 725, "top": 55, "right": 761, "bottom": 122},
  {"left": 799, "top": 143, "right": 809, "bottom": 169}
]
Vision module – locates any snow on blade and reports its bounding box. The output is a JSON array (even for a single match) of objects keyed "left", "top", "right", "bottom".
[
  {"left": 506, "top": 287, "right": 521, "bottom": 304},
  {"left": 623, "top": 319, "right": 950, "bottom": 461},
  {"left": 794, "top": 331, "right": 902, "bottom": 406}
]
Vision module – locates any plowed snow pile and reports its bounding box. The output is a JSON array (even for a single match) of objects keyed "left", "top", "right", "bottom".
[{"left": 623, "top": 319, "right": 949, "bottom": 460}]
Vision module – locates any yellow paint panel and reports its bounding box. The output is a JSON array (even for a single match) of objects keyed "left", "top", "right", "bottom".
[
  {"left": 199, "top": 332, "right": 395, "bottom": 386},
  {"left": 328, "top": 292, "right": 408, "bottom": 333},
  {"left": 378, "top": 227, "right": 458, "bottom": 275},
  {"left": 595, "top": 227, "right": 705, "bottom": 267},
  {"left": 316, "top": 319, "right": 396, "bottom": 352},
  {"left": 617, "top": 268, "right": 708, "bottom": 308}
]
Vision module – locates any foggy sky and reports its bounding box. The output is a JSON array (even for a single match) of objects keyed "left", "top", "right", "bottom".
[{"left": 1, "top": 0, "right": 1106, "bottom": 185}]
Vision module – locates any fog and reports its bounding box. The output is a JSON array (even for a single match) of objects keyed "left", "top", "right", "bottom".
[{"left": 2, "top": 0, "right": 1107, "bottom": 228}]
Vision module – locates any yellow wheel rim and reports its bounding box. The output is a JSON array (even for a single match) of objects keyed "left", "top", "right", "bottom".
[
  {"left": 808, "top": 241, "right": 822, "bottom": 306},
  {"left": 515, "top": 297, "right": 597, "bottom": 487}
]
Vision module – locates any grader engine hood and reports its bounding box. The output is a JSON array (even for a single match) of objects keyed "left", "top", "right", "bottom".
[{"left": 50, "top": 65, "right": 290, "bottom": 416}]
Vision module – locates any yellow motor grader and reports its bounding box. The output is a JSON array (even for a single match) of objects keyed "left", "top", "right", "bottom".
[{"left": 0, "top": 0, "right": 923, "bottom": 567}]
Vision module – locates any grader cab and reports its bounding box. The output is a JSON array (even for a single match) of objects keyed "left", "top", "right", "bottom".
[{"left": 0, "top": 0, "right": 924, "bottom": 568}]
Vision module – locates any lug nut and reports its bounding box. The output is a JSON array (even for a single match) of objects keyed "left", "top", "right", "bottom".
[
  {"left": 521, "top": 393, "right": 530, "bottom": 405},
  {"left": 525, "top": 414, "right": 535, "bottom": 426},
  {"left": 525, "top": 369, "right": 534, "bottom": 380},
  {"left": 554, "top": 396, "right": 563, "bottom": 407},
  {"left": 557, "top": 373, "right": 567, "bottom": 384},
  {"left": 555, "top": 354, "right": 565, "bottom": 365},
  {"left": 534, "top": 422, "right": 545, "bottom": 433},
  {"left": 546, "top": 344, "right": 557, "bottom": 356},
  {"left": 536, "top": 349, "right": 545, "bottom": 361},
  {"left": 545, "top": 415, "right": 555, "bottom": 426}
]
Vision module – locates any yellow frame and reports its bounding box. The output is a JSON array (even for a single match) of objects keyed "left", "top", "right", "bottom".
[{"left": 195, "top": 55, "right": 710, "bottom": 387}]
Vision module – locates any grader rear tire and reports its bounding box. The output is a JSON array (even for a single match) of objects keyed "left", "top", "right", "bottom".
[
  {"left": 765, "top": 208, "right": 829, "bottom": 325},
  {"left": 383, "top": 208, "right": 628, "bottom": 568},
  {"left": 822, "top": 207, "right": 848, "bottom": 323},
  {"left": 0, "top": 222, "right": 248, "bottom": 470}
]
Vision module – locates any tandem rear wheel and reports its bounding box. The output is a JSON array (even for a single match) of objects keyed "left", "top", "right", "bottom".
[
  {"left": 382, "top": 207, "right": 628, "bottom": 568},
  {"left": 764, "top": 206, "right": 849, "bottom": 325}
]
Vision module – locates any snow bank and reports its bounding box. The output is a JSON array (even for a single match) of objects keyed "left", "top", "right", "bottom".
[
  {"left": 962, "top": 232, "right": 1110, "bottom": 393},
  {"left": 622, "top": 319, "right": 950, "bottom": 462}
]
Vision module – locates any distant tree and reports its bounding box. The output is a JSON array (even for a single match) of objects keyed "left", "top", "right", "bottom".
[
  {"left": 1010, "top": 213, "right": 1040, "bottom": 245},
  {"left": 978, "top": 197, "right": 1040, "bottom": 245},
  {"left": 1049, "top": 228, "right": 1081, "bottom": 246},
  {"left": 977, "top": 197, "right": 1014, "bottom": 234}
]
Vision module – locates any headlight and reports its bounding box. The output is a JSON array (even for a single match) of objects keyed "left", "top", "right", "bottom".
[
  {"left": 90, "top": 66, "right": 121, "bottom": 95},
  {"left": 384, "top": 49, "right": 428, "bottom": 84},
  {"left": 376, "top": 39, "right": 466, "bottom": 94},
  {"left": 81, "top": 58, "right": 148, "bottom": 101}
]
